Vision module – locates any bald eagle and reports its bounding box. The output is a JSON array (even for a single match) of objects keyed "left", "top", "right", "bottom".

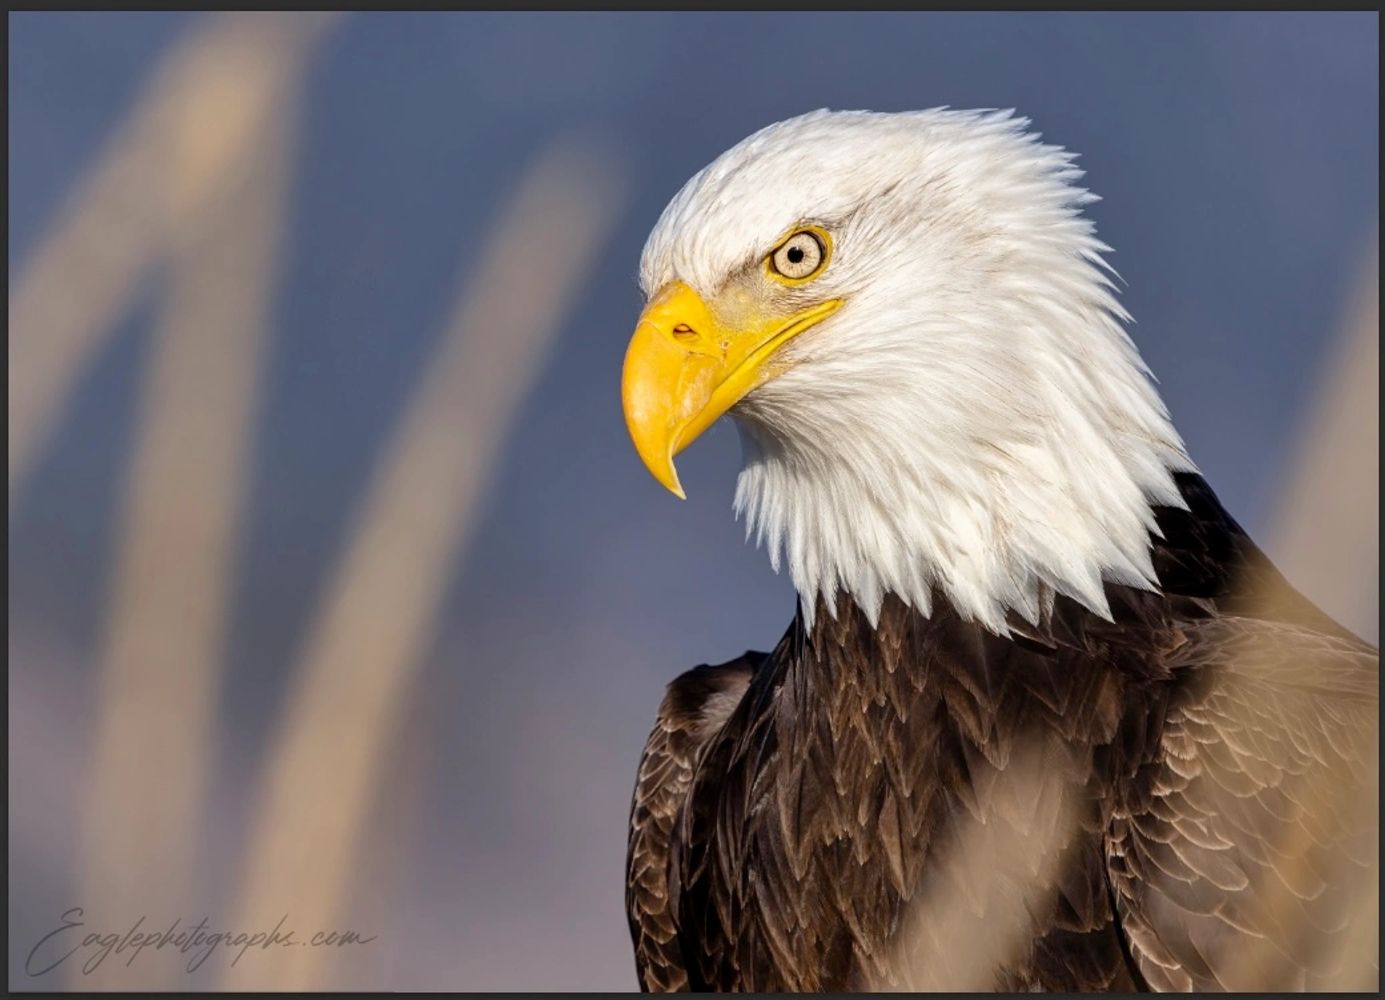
[{"left": 620, "top": 109, "right": 1378, "bottom": 992}]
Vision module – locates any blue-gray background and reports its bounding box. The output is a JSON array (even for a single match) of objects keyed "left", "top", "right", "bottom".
[{"left": 9, "top": 11, "right": 1378, "bottom": 990}]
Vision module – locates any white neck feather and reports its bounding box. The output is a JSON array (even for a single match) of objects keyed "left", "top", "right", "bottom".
[{"left": 718, "top": 111, "right": 1197, "bottom": 633}]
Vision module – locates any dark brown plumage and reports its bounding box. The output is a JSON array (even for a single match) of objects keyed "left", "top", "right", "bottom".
[{"left": 626, "top": 473, "right": 1378, "bottom": 991}]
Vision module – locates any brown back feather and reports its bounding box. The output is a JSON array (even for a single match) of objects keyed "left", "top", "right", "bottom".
[{"left": 625, "top": 473, "right": 1378, "bottom": 991}]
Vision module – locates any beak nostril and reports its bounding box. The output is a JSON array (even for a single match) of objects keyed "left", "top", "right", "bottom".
[{"left": 671, "top": 323, "right": 700, "bottom": 344}]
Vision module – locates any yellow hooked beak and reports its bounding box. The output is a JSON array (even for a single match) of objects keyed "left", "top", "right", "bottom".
[{"left": 621, "top": 282, "right": 843, "bottom": 498}]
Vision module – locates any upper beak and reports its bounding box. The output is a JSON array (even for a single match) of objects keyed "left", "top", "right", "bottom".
[{"left": 620, "top": 281, "right": 842, "bottom": 498}]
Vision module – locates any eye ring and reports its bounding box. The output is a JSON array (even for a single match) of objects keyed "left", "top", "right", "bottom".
[{"left": 766, "top": 226, "right": 831, "bottom": 285}]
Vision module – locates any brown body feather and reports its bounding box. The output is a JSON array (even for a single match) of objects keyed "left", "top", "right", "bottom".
[{"left": 626, "top": 474, "right": 1378, "bottom": 991}]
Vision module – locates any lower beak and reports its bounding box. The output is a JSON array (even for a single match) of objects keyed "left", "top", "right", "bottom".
[{"left": 620, "top": 281, "right": 842, "bottom": 498}]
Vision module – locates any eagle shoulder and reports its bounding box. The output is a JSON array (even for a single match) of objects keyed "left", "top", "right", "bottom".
[
  {"left": 1109, "top": 614, "right": 1379, "bottom": 991},
  {"left": 626, "top": 653, "right": 761, "bottom": 992}
]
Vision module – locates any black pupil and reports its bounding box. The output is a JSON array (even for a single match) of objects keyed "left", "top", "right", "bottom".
[{"left": 786, "top": 245, "right": 805, "bottom": 265}]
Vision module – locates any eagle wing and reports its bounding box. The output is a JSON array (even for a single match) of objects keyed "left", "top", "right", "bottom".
[
  {"left": 626, "top": 654, "right": 761, "bottom": 992},
  {"left": 1108, "top": 615, "right": 1379, "bottom": 990}
]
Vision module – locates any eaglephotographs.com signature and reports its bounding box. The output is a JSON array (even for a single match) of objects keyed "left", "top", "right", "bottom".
[{"left": 26, "top": 908, "right": 377, "bottom": 976}]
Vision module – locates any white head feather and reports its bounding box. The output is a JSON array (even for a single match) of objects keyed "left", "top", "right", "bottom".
[{"left": 639, "top": 108, "right": 1196, "bottom": 634}]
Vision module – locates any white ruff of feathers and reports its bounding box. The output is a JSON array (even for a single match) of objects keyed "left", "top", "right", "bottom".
[{"left": 640, "top": 108, "right": 1198, "bottom": 634}]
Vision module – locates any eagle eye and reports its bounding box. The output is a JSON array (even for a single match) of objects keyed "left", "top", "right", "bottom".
[{"left": 767, "top": 228, "right": 830, "bottom": 284}]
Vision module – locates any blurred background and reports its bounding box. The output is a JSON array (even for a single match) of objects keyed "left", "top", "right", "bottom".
[{"left": 7, "top": 11, "right": 1378, "bottom": 991}]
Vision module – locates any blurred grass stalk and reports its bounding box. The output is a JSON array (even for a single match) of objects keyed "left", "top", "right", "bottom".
[
  {"left": 1269, "top": 244, "right": 1379, "bottom": 639},
  {"left": 879, "top": 742, "right": 1082, "bottom": 991},
  {"left": 1259, "top": 241, "right": 1379, "bottom": 990},
  {"left": 8, "top": 13, "right": 332, "bottom": 498},
  {"left": 63, "top": 12, "right": 335, "bottom": 990},
  {"left": 221, "top": 139, "right": 623, "bottom": 990}
]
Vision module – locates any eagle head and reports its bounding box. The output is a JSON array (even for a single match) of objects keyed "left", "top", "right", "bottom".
[{"left": 622, "top": 108, "right": 1195, "bottom": 632}]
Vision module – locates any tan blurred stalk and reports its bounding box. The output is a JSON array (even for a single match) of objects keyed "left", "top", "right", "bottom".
[
  {"left": 1162, "top": 242, "right": 1379, "bottom": 990},
  {"left": 1268, "top": 243, "right": 1379, "bottom": 640},
  {"left": 1238, "top": 242, "right": 1380, "bottom": 990},
  {"left": 73, "top": 12, "right": 334, "bottom": 990},
  {"left": 8, "top": 13, "right": 333, "bottom": 498},
  {"left": 221, "top": 139, "right": 624, "bottom": 990},
  {"left": 876, "top": 742, "right": 1081, "bottom": 990}
]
